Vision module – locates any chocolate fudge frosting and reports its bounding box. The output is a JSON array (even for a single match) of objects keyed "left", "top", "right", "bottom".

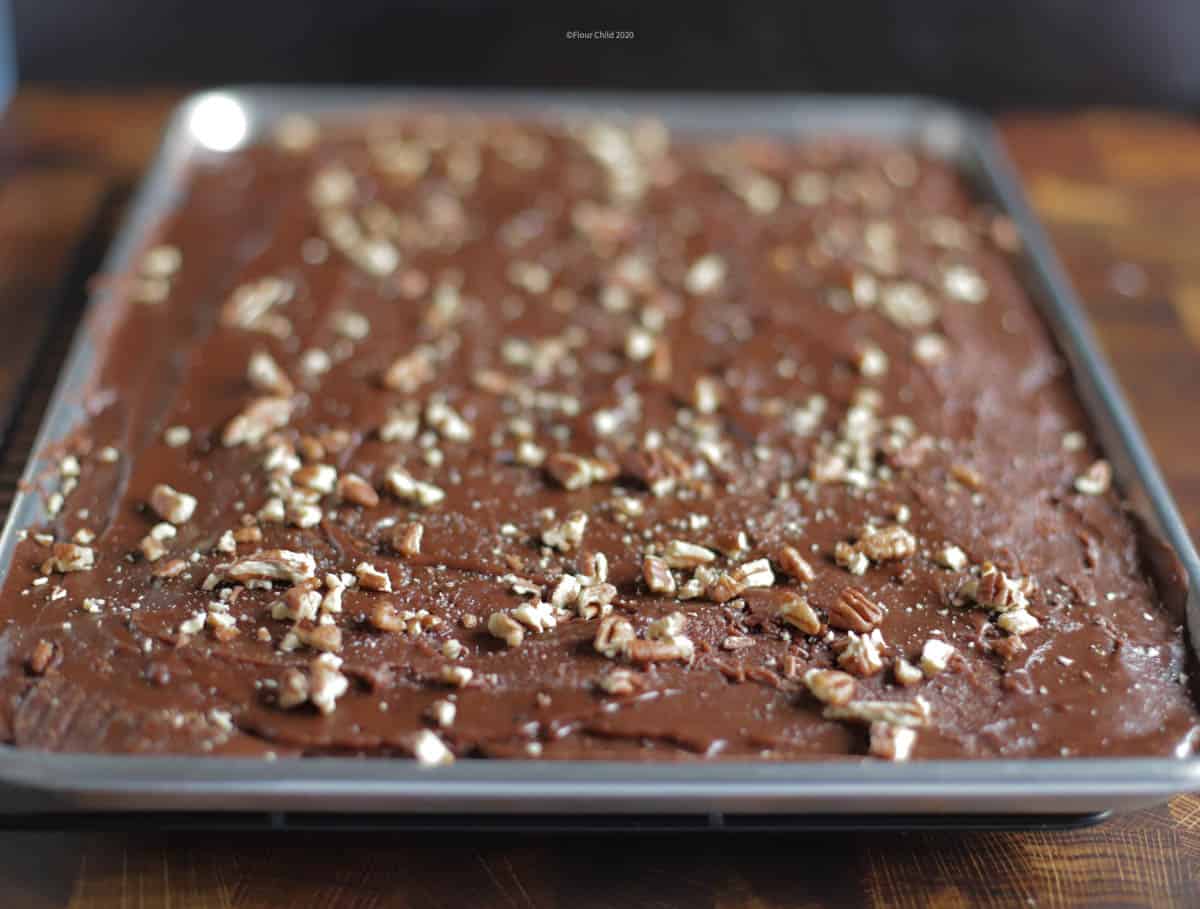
[{"left": 0, "top": 110, "right": 1195, "bottom": 763}]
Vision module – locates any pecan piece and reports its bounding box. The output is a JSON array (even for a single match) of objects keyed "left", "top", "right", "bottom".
[
  {"left": 1074, "top": 459, "right": 1112, "bottom": 496},
  {"left": 149, "top": 484, "right": 198, "bottom": 524},
  {"left": 545, "top": 452, "right": 618, "bottom": 490},
  {"left": 824, "top": 696, "right": 931, "bottom": 728},
  {"left": 893, "top": 657, "right": 924, "bottom": 687},
  {"left": 803, "top": 668, "right": 856, "bottom": 706},
  {"left": 208, "top": 549, "right": 316, "bottom": 587},
  {"left": 627, "top": 638, "right": 693, "bottom": 664},
  {"left": 833, "top": 541, "right": 869, "bottom": 576},
  {"left": 409, "top": 729, "right": 455, "bottom": 766},
  {"left": 776, "top": 591, "right": 823, "bottom": 636},
  {"left": 774, "top": 544, "right": 816, "bottom": 583},
  {"left": 593, "top": 615, "right": 635, "bottom": 658},
  {"left": 308, "top": 658, "right": 349, "bottom": 713},
  {"left": 391, "top": 522, "right": 424, "bottom": 557},
  {"left": 26, "top": 639, "right": 55, "bottom": 675},
  {"left": 836, "top": 629, "right": 886, "bottom": 677},
  {"left": 962, "top": 563, "right": 1030, "bottom": 612},
  {"left": 42, "top": 542, "right": 96, "bottom": 574},
  {"left": 222, "top": 396, "right": 293, "bottom": 447},
  {"left": 663, "top": 540, "right": 716, "bottom": 569},
  {"left": 869, "top": 722, "right": 917, "bottom": 761},
  {"left": 355, "top": 561, "right": 392, "bottom": 592},
  {"left": 996, "top": 608, "right": 1040, "bottom": 636},
  {"left": 542, "top": 511, "right": 588, "bottom": 552},
  {"left": 828, "top": 587, "right": 885, "bottom": 633},
  {"left": 295, "top": 622, "right": 343, "bottom": 653},
  {"left": 382, "top": 345, "right": 437, "bottom": 393},
  {"left": 621, "top": 447, "right": 690, "bottom": 497},
  {"left": 369, "top": 602, "right": 406, "bottom": 633},
  {"left": 488, "top": 611, "right": 525, "bottom": 648},
  {"left": 919, "top": 639, "right": 956, "bottom": 676},
  {"left": 336, "top": 472, "right": 380, "bottom": 508},
  {"left": 857, "top": 524, "right": 916, "bottom": 562},
  {"left": 384, "top": 465, "right": 445, "bottom": 507},
  {"left": 277, "top": 667, "right": 310, "bottom": 709},
  {"left": 247, "top": 350, "right": 294, "bottom": 396},
  {"left": 597, "top": 667, "right": 642, "bottom": 695}
]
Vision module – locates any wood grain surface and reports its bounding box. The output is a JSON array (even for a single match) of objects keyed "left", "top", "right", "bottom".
[{"left": 0, "top": 91, "right": 1196, "bottom": 908}]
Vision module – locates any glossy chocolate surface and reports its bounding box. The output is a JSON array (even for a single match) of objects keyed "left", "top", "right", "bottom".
[{"left": 0, "top": 113, "right": 1195, "bottom": 762}]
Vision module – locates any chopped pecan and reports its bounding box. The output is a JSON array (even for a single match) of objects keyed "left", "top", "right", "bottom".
[
  {"left": 857, "top": 524, "right": 916, "bottom": 562},
  {"left": 488, "top": 611, "right": 525, "bottom": 648},
  {"left": 627, "top": 638, "right": 693, "bottom": 664},
  {"left": 828, "top": 587, "right": 885, "bottom": 633},
  {"left": 271, "top": 586, "right": 321, "bottom": 622},
  {"left": 1074, "top": 460, "right": 1112, "bottom": 496},
  {"left": 721, "top": 635, "right": 755, "bottom": 651},
  {"left": 294, "top": 464, "right": 337, "bottom": 495},
  {"left": 384, "top": 465, "right": 445, "bottom": 507},
  {"left": 919, "top": 639, "right": 956, "bottom": 676},
  {"left": 996, "top": 608, "right": 1040, "bottom": 636},
  {"left": 824, "top": 696, "right": 931, "bottom": 728},
  {"left": 247, "top": 350, "right": 294, "bottom": 395},
  {"left": 391, "top": 522, "right": 424, "bottom": 557},
  {"left": 803, "top": 668, "right": 856, "bottom": 706},
  {"left": 27, "top": 639, "right": 55, "bottom": 675},
  {"left": 545, "top": 452, "right": 618, "bottom": 490},
  {"left": 705, "top": 572, "right": 745, "bottom": 603},
  {"left": 575, "top": 583, "right": 617, "bottom": 619},
  {"left": 153, "top": 557, "right": 188, "bottom": 579},
  {"left": 409, "top": 729, "right": 454, "bottom": 766},
  {"left": 277, "top": 667, "right": 310, "bottom": 709},
  {"left": 962, "top": 564, "right": 1030, "bottom": 612},
  {"left": 950, "top": 463, "right": 984, "bottom": 490},
  {"left": 42, "top": 542, "right": 95, "bottom": 574},
  {"left": 427, "top": 699, "right": 457, "bottom": 728},
  {"left": 776, "top": 591, "right": 823, "bottom": 635},
  {"left": 369, "top": 602, "right": 406, "bottom": 633},
  {"left": 440, "top": 665, "right": 473, "bottom": 688},
  {"left": 208, "top": 549, "right": 316, "bottom": 587},
  {"left": 834, "top": 541, "right": 869, "bottom": 576},
  {"left": 887, "top": 434, "right": 935, "bottom": 470},
  {"left": 774, "top": 544, "right": 816, "bottom": 583},
  {"left": 597, "top": 667, "right": 642, "bottom": 695},
  {"left": 295, "top": 622, "right": 343, "bottom": 653},
  {"left": 382, "top": 345, "right": 437, "bottom": 393},
  {"left": 854, "top": 342, "right": 888, "bottom": 378},
  {"left": 893, "top": 657, "right": 924, "bottom": 687},
  {"left": 869, "top": 722, "right": 917, "bottom": 761},
  {"left": 222, "top": 396, "right": 293, "bottom": 447},
  {"left": 836, "top": 629, "right": 886, "bottom": 677},
  {"left": 691, "top": 376, "right": 722, "bottom": 414},
  {"left": 355, "top": 561, "right": 392, "bottom": 592},
  {"left": 336, "top": 472, "right": 379, "bottom": 508},
  {"left": 990, "top": 633, "right": 1027, "bottom": 660},
  {"left": 730, "top": 558, "right": 774, "bottom": 588},
  {"left": 663, "top": 540, "right": 716, "bottom": 569},
  {"left": 935, "top": 544, "right": 968, "bottom": 571},
  {"left": 309, "top": 658, "right": 349, "bottom": 713},
  {"left": 594, "top": 615, "right": 635, "bottom": 658},
  {"left": 149, "top": 483, "right": 198, "bottom": 524},
  {"left": 642, "top": 555, "right": 676, "bottom": 595},
  {"left": 234, "top": 525, "right": 264, "bottom": 544},
  {"left": 620, "top": 447, "right": 690, "bottom": 497},
  {"left": 542, "top": 511, "right": 588, "bottom": 552},
  {"left": 512, "top": 600, "right": 558, "bottom": 633}
]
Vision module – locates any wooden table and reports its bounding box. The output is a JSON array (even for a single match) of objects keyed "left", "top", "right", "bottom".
[{"left": 0, "top": 90, "right": 1196, "bottom": 908}]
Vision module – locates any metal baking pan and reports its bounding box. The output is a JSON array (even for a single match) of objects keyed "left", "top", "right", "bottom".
[{"left": 0, "top": 88, "right": 1195, "bottom": 825}]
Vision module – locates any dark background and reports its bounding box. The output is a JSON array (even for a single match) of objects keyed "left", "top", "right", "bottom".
[{"left": 12, "top": 1, "right": 1200, "bottom": 110}]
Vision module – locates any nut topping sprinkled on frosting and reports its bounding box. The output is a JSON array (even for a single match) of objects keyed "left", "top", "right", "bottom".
[{"left": 1, "top": 111, "right": 1193, "bottom": 765}]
